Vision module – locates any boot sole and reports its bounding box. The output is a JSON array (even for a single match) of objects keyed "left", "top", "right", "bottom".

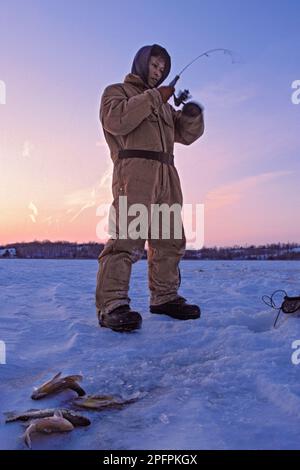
[
  {"left": 150, "top": 309, "right": 200, "bottom": 320},
  {"left": 99, "top": 318, "right": 142, "bottom": 332}
]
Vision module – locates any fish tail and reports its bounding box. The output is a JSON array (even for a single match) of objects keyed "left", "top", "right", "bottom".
[
  {"left": 24, "top": 428, "right": 32, "bottom": 449},
  {"left": 69, "top": 384, "right": 86, "bottom": 396}
]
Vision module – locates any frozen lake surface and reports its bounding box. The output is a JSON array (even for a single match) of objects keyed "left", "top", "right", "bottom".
[{"left": 0, "top": 259, "right": 300, "bottom": 450}]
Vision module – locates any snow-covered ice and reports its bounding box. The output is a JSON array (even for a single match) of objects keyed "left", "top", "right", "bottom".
[{"left": 0, "top": 259, "right": 300, "bottom": 450}]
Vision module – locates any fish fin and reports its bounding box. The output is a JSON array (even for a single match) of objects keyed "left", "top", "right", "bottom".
[
  {"left": 65, "top": 374, "right": 83, "bottom": 382},
  {"left": 54, "top": 410, "right": 63, "bottom": 418},
  {"left": 42, "top": 371, "right": 62, "bottom": 385},
  {"left": 23, "top": 425, "right": 34, "bottom": 449},
  {"left": 52, "top": 371, "right": 62, "bottom": 380},
  {"left": 68, "top": 384, "right": 86, "bottom": 397},
  {"left": 34, "top": 371, "right": 62, "bottom": 391},
  {"left": 46, "top": 371, "right": 62, "bottom": 385}
]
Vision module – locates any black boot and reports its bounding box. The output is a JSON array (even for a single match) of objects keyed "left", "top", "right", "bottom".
[
  {"left": 98, "top": 305, "right": 142, "bottom": 332},
  {"left": 150, "top": 296, "right": 201, "bottom": 320}
]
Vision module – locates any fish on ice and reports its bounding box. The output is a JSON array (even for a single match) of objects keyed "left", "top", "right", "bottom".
[
  {"left": 31, "top": 372, "right": 86, "bottom": 399},
  {"left": 23, "top": 410, "right": 74, "bottom": 448},
  {"left": 5, "top": 408, "right": 91, "bottom": 426}
]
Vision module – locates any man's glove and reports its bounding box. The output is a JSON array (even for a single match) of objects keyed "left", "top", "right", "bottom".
[
  {"left": 182, "top": 101, "right": 203, "bottom": 117},
  {"left": 157, "top": 86, "right": 175, "bottom": 103}
]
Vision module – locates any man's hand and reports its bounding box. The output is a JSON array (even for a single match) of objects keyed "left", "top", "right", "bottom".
[
  {"left": 157, "top": 86, "right": 175, "bottom": 103},
  {"left": 182, "top": 102, "right": 204, "bottom": 117}
]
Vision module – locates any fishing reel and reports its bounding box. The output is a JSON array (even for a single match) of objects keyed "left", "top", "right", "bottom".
[
  {"left": 168, "top": 75, "right": 192, "bottom": 107},
  {"left": 173, "top": 89, "right": 192, "bottom": 107}
]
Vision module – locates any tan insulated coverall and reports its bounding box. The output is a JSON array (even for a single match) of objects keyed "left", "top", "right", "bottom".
[{"left": 96, "top": 72, "right": 204, "bottom": 315}]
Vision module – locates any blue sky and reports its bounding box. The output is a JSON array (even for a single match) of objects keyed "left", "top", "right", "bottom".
[{"left": 0, "top": 0, "right": 299, "bottom": 246}]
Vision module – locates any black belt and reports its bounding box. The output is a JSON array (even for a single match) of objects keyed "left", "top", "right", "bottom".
[{"left": 118, "top": 149, "right": 174, "bottom": 165}]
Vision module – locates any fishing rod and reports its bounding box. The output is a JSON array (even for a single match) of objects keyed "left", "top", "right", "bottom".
[{"left": 168, "top": 48, "right": 237, "bottom": 106}]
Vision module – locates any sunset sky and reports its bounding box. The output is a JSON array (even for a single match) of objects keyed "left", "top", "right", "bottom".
[{"left": 0, "top": 0, "right": 299, "bottom": 248}]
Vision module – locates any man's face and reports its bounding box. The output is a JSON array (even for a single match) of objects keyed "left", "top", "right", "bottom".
[{"left": 148, "top": 55, "right": 165, "bottom": 88}]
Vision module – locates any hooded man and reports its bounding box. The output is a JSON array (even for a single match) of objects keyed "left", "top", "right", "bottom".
[{"left": 96, "top": 44, "right": 204, "bottom": 332}]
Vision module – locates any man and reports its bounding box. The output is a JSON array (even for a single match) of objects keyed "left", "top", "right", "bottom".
[{"left": 96, "top": 44, "right": 204, "bottom": 332}]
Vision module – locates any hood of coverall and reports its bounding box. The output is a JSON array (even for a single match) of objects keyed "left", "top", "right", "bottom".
[{"left": 131, "top": 44, "right": 171, "bottom": 88}]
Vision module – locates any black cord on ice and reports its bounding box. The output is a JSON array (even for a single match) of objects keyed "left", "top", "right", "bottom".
[{"left": 262, "top": 289, "right": 288, "bottom": 328}]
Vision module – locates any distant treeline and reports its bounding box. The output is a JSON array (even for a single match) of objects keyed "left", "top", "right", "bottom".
[{"left": 0, "top": 241, "right": 300, "bottom": 260}]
